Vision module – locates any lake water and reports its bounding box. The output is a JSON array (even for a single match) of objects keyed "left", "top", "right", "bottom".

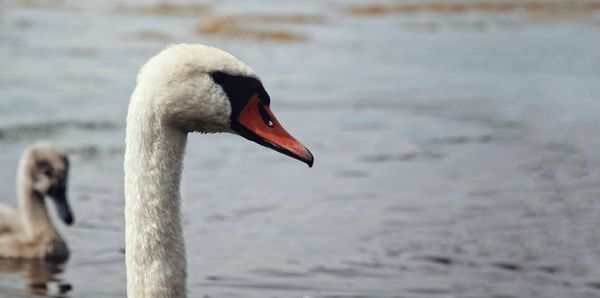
[{"left": 1, "top": 1, "right": 600, "bottom": 297}]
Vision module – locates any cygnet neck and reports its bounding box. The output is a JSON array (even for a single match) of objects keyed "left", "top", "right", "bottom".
[{"left": 17, "top": 153, "right": 55, "bottom": 239}]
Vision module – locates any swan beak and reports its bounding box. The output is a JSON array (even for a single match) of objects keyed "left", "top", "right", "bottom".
[
  {"left": 233, "top": 95, "right": 314, "bottom": 167},
  {"left": 50, "top": 186, "right": 74, "bottom": 225},
  {"left": 57, "top": 199, "right": 74, "bottom": 225}
]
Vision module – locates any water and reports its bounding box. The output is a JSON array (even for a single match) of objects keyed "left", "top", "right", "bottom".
[{"left": 1, "top": 0, "right": 600, "bottom": 297}]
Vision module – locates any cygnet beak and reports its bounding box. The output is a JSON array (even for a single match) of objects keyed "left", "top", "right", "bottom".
[{"left": 49, "top": 184, "right": 74, "bottom": 225}]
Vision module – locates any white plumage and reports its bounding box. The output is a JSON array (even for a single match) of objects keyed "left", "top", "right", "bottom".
[{"left": 124, "top": 43, "right": 312, "bottom": 298}]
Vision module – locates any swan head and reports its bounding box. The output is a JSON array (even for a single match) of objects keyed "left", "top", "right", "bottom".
[
  {"left": 26, "top": 142, "right": 74, "bottom": 225},
  {"left": 132, "top": 44, "right": 313, "bottom": 167}
]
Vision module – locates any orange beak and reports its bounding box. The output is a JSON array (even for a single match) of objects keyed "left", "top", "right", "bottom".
[{"left": 232, "top": 94, "right": 314, "bottom": 167}]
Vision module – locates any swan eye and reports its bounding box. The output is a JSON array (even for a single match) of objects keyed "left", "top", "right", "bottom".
[
  {"left": 43, "top": 168, "right": 53, "bottom": 177},
  {"left": 37, "top": 161, "right": 53, "bottom": 177},
  {"left": 257, "top": 102, "right": 274, "bottom": 127}
]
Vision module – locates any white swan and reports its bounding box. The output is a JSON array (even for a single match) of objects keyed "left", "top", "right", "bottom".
[
  {"left": 124, "top": 44, "right": 313, "bottom": 298},
  {"left": 0, "top": 142, "right": 73, "bottom": 259}
]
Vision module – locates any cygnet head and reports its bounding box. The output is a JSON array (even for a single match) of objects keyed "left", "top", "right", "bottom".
[
  {"left": 24, "top": 142, "right": 73, "bottom": 225},
  {"left": 131, "top": 44, "right": 313, "bottom": 166}
]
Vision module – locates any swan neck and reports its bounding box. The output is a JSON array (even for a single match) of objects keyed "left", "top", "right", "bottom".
[
  {"left": 17, "top": 154, "right": 55, "bottom": 238},
  {"left": 124, "top": 101, "right": 188, "bottom": 298}
]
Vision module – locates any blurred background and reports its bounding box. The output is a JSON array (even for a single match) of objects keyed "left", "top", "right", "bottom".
[{"left": 1, "top": 0, "right": 600, "bottom": 297}]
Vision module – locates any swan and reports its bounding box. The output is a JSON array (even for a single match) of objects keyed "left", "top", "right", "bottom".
[
  {"left": 0, "top": 142, "right": 73, "bottom": 260},
  {"left": 124, "top": 44, "right": 313, "bottom": 297}
]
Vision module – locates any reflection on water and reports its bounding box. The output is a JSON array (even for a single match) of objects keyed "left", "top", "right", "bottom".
[{"left": 0, "top": 258, "right": 72, "bottom": 297}]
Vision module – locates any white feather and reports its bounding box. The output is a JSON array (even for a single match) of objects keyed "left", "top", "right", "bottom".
[{"left": 124, "top": 44, "right": 258, "bottom": 298}]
